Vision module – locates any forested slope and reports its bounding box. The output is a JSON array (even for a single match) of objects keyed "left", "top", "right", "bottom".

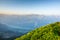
[{"left": 15, "top": 22, "right": 60, "bottom": 40}]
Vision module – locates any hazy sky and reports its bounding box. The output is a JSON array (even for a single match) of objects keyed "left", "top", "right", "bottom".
[{"left": 0, "top": 0, "right": 60, "bottom": 15}]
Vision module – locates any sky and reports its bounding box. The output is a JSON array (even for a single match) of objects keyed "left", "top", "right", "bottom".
[{"left": 0, "top": 0, "right": 60, "bottom": 15}]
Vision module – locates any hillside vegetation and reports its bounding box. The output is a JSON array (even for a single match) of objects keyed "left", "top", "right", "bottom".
[{"left": 15, "top": 22, "right": 60, "bottom": 40}]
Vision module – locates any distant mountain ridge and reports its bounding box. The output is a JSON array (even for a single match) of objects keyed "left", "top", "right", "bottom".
[
  {"left": 0, "top": 14, "right": 60, "bottom": 40},
  {"left": 0, "top": 23, "right": 23, "bottom": 40}
]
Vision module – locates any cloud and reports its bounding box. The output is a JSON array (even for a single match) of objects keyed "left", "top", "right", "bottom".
[{"left": 0, "top": 8, "right": 60, "bottom": 15}]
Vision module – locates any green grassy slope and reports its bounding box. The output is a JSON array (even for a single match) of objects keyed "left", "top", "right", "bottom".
[{"left": 15, "top": 22, "right": 60, "bottom": 40}]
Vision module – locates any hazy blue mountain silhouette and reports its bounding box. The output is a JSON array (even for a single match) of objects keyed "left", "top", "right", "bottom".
[
  {"left": 0, "top": 14, "right": 60, "bottom": 40},
  {"left": 0, "top": 23, "right": 23, "bottom": 40}
]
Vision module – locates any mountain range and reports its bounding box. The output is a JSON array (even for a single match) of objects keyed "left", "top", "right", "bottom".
[{"left": 0, "top": 14, "right": 60, "bottom": 40}]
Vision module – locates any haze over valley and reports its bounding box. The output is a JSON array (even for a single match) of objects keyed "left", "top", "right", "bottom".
[{"left": 0, "top": 14, "right": 60, "bottom": 40}]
